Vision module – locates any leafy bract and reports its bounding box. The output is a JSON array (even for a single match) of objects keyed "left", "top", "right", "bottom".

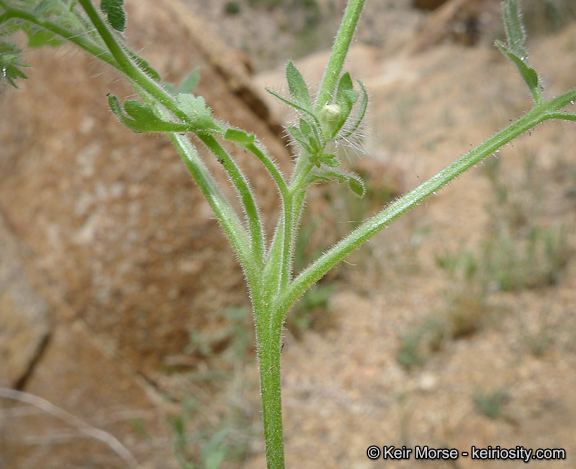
[
  {"left": 286, "top": 61, "right": 311, "bottom": 111},
  {"left": 332, "top": 72, "right": 358, "bottom": 137},
  {"left": 340, "top": 79, "right": 368, "bottom": 139},
  {"left": 100, "top": 0, "right": 126, "bottom": 32},
  {"left": 287, "top": 125, "right": 313, "bottom": 153}
]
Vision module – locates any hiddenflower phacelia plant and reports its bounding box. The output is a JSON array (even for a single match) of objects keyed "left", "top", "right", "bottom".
[{"left": 1, "top": 0, "right": 576, "bottom": 468}]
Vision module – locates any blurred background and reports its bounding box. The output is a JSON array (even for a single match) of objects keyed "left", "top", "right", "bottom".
[{"left": 1, "top": 0, "right": 576, "bottom": 467}]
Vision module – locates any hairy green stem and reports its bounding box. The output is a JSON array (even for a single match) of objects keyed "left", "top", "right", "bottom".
[
  {"left": 168, "top": 133, "right": 256, "bottom": 276},
  {"left": 198, "top": 134, "right": 265, "bottom": 265},
  {"left": 315, "top": 0, "right": 366, "bottom": 112},
  {"left": 254, "top": 301, "right": 285, "bottom": 469}
]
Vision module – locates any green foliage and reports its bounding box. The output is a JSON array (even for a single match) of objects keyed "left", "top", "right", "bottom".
[
  {"left": 0, "top": 42, "right": 28, "bottom": 87},
  {"left": 473, "top": 388, "right": 509, "bottom": 420},
  {"left": 288, "top": 283, "right": 336, "bottom": 334},
  {"left": 170, "top": 402, "right": 229, "bottom": 469},
  {"left": 396, "top": 330, "right": 426, "bottom": 371},
  {"left": 224, "top": 2, "right": 241, "bottom": 16},
  {"left": 518, "top": 307, "right": 556, "bottom": 357}
]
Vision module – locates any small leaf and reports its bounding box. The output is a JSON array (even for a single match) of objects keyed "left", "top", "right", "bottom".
[
  {"left": 176, "top": 93, "right": 222, "bottom": 133},
  {"left": 286, "top": 61, "right": 311, "bottom": 110},
  {"left": 200, "top": 429, "right": 228, "bottom": 469},
  {"left": 347, "top": 176, "right": 365, "bottom": 197},
  {"left": 332, "top": 73, "right": 359, "bottom": 137},
  {"left": 496, "top": 42, "right": 539, "bottom": 93},
  {"left": 101, "top": 0, "right": 126, "bottom": 32},
  {"left": 287, "top": 126, "right": 313, "bottom": 153},
  {"left": 319, "top": 153, "right": 340, "bottom": 168},
  {"left": 108, "top": 95, "right": 191, "bottom": 133},
  {"left": 176, "top": 67, "right": 201, "bottom": 94},
  {"left": 335, "top": 74, "right": 356, "bottom": 126},
  {"left": 497, "top": 0, "right": 541, "bottom": 102},
  {"left": 299, "top": 118, "right": 313, "bottom": 138},
  {"left": 0, "top": 43, "right": 30, "bottom": 88}
]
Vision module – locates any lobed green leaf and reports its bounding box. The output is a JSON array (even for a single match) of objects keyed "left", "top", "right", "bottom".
[
  {"left": 108, "top": 95, "right": 192, "bottom": 133},
  {"left": 100, "top": 0, "right": 126, "bottom": 32},
  {"left": 319, "top": 153, "right": 340, "bottom": 168},
  {"left": 176, "top": 93, "right": 223, "bottom": 134},
  {"left": 0, "top": 42, "right": 30, "bottom": 88}
]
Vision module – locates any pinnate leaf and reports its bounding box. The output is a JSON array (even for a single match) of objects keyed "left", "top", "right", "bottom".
[
  {"left": 0, "top": 42, "right": 29, "bottom": 88},
  {"left": 176, "top": 94, "right": 222, "bottom": 133},
  {"left": 108, "top": 95, "right": 191, "bottom": 133},
  {"left": 101, "top": 0, "right": 126, "bottom": 32}
]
